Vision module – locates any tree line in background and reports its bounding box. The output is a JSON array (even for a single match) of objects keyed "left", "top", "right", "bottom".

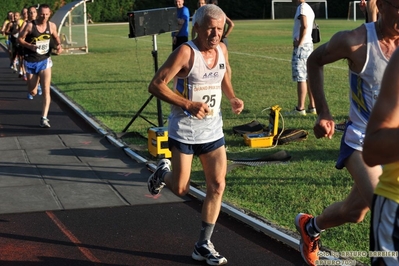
[{"left": 1, "top": 0, "right": 352, "bottom": 23}]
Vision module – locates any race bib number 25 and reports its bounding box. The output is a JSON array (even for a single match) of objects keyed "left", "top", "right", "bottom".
[{"left": 191, "top": 83, "right": 222, "bottom": 118}]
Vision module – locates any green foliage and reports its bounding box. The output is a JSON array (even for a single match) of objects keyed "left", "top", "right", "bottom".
[
  {"left": 91, "top": 0, "right": 134, "bottom": 22},
  {"left": 0, "top": 0, "right": 363, "bottom": 22},
  {"left": 1, "top": 0, "right": 72, "bottom": 17},
  {"left": 0, "top": 0, "right": 134, "bottom": 23},
  {"left": 133, "top": 0, "right": 174, "bottom": 11}
]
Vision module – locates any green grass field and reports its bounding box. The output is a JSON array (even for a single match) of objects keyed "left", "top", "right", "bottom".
[{"left": 43, "top": 19, "right": 370, "bottom": 263}]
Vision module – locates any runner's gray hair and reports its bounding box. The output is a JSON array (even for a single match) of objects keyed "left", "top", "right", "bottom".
[{"left": 194, "top": 4, "right": 226, "bottom": 27}]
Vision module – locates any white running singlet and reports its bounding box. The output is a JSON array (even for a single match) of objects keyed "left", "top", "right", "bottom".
[
  {"left": 345, "top": 22, "right": 389, "bottom": 151},
  {"left": 168, "top": 41, "right": 226, "bottom": 144}
]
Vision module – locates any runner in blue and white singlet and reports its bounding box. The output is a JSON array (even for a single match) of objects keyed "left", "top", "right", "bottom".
[
  {"left": 345, "top": 22, "right": 388, "bottom": 152},
  {"left": 147, "top": 5, "right": 244, "bottom": 265},
  {"left": 294, "top": 12, "right": 396, "bottom": 263},
  {"left": 168, "top": 40, "right": 226, "bottom": 144}
]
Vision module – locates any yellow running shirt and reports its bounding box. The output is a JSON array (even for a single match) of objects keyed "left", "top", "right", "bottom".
[{"left": 375, "top": 163, "right": 399, "bottom": 204}]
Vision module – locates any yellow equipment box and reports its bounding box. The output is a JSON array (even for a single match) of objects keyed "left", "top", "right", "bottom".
[
  {"left": 243, "top": 105, "right": 281, "bottom": 148},
  {"left": 148, "top": 127, "right": 172, "bottom": 158},
  {"left": 243, "top": 132, "right": 274, "bottom": 148}
]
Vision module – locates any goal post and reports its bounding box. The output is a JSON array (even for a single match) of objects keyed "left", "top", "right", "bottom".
[
  {"left": 271, "top": 0, "right": 328, "bottom": 20},
  {"left": 347, "top": 1, "right": 366, "bottom": 21}
]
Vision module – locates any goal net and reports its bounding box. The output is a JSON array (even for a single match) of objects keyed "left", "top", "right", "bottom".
[
  {"left": 271, "top": 0, "right": 328, "bottom": 19},
  {"left": 347, "top": 1, "right": 366, "bottom": 21}
]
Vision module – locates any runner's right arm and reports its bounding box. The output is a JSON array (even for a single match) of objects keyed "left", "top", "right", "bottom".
[{"left": 18, "top": 22, "right": 35, "bottom": 51}]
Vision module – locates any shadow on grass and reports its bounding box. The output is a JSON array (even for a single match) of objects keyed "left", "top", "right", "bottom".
[
  {"left": 227, "top": 148, "right": 339, "bottom": 162},
  {"left": 55, "top": 79, "right": 146, "bottom": 87}
]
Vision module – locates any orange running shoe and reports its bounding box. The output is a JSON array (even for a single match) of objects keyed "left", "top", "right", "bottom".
[{"left": 295, "top": 213, "right": 320, "bottom": 266}]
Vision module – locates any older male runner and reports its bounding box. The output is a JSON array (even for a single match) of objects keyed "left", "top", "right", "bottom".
[{"left": 147, "top": 4, "right": 244, "bottom": 265}]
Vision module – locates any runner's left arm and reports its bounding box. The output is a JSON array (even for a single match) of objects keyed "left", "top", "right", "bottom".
[
  {"left": 50, "top": 22, "right": 62, "bottom": 54},
  {"left": 220, "top": 42, "right": 243, "bottom": 114}
]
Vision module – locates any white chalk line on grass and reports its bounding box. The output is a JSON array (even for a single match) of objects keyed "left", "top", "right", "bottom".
[
  {"left": 89, "top": 23, "right": 348, "bottom": 71},
  {"left": 230, "top": 51, "right": 347, "bottom": 70}
]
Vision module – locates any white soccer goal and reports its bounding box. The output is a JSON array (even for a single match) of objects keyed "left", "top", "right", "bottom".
[
  {"left": 51, "top": 0, "right": 94, "bottom": 54},
  {"left": 271, "top": 0, "right": 328, "bottom": 20},
  {"left": 347, "top": 1, "right": 366, "bottom": 21}
]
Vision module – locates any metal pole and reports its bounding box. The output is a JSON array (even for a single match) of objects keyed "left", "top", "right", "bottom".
[
  {"left": 122, "top": 34, "right": 164, "bottom": 132},
  {"left": 84, "top": 1, "right": 88, "bottom": 53},
  {"left": 152, "top": 35, "right": 164, "bottom": 127},
  {"left": 325, "top": 1, "right": 328, "bottom": 19},
  {"left": 354, "top": 1, "right": 357, "bottom": 21},
  {"left": 271, "top": 1, "right": 275, "bottom": 20}
]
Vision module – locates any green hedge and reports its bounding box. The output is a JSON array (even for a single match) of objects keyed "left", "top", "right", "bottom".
[{"left": 0, "top": 0, "right": 354, "bottom": 24}]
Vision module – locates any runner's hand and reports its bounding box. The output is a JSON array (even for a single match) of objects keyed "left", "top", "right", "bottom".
[
  {"left": 314, "top": 116, "right": 335, "bottom": 139},
  {"left": 188, "top": 101, "right": 210, "bottom": 120},
  {"left": 230, "top": 97, "right": 244, "bottom": 115}
]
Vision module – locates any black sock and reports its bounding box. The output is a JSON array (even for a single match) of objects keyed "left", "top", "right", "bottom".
[
  {"left": 306, "top": 218, "right": 321, "bottom": 237},
  {"left": 159, "top": 170, "right": 170, "bottom": 183}
]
